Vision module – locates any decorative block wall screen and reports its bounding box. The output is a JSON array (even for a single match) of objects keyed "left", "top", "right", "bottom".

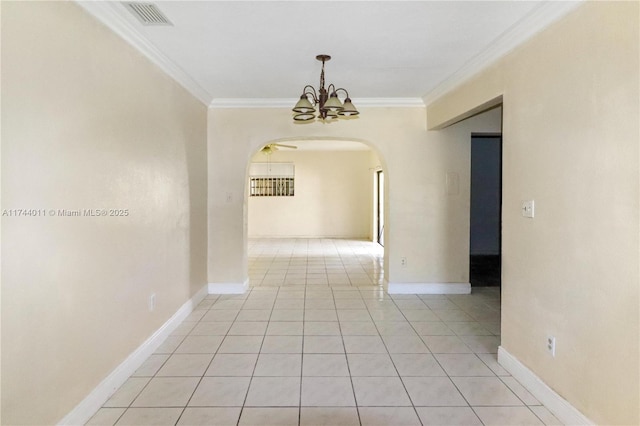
[{"left": 249, "top": 162, "right": 295, "bottom": 197}]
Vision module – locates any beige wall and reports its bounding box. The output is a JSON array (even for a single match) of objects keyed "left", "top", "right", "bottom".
[
  {"left": 207, "top": 106, "right": 501, "bottom": 286},
  {"left": 248, "top": 150, "right": 374, "bottom": 239},
  {"left": 1, "top": 2, "right": 208, "bottom": 425},
  {"left": 427, "top": 2, "right": 639, "bottom": 424}
]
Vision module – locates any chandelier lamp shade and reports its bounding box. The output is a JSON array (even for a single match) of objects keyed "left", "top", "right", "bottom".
[{"left": 292, "top": 55, "right": 359, "bottom": 122}]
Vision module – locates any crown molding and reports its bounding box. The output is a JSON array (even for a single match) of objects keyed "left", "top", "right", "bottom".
[
  {"left": 422, "top": 0, "right": 584, "bottom": 105},
  {"left": 209, "top": 98, "right": 425, "bottom": 109},
  {"left": 357, "top": 98, "right": 425, "bottom": 108},
  {"left": 75, "top": 1, "right": 212, "bottom": 105},
  {"left": 77, "top": 0, "right": 581, "bottom": 110}
]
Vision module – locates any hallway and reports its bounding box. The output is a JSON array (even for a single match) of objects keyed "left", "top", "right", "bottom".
[{"left": 87, "top": 239, "right": 560, "bottom": 425}]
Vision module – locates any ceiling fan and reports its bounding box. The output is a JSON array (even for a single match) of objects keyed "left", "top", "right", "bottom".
[{"left": 260, "top": 143, "right": 298, "bottom": 155}]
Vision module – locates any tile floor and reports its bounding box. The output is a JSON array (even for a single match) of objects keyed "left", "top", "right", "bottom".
[{"left": 87, "top": 239, "right": 562, "bottom": 426}]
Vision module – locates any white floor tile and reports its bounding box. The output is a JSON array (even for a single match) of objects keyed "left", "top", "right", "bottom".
[
  {"left": 529, "top": 405, "right": 563, "bottom": 425},
  {"left": 402, "top": 377, "right": 467, "bottom": 406},
  {"left": 115, "top": 408, "right": 182, "bottom": 425},
  {"left": 352, "top": 377, "right": 412, "bottom": 406},
  {"left": 300, "top": 407, "right": 359, "bottom": 425},
  {"left": 239, "top": 407, "right": 299, "bottom": 426},
  {"left": 390, "top": 353, "right": 447, "bottom": 377},
  {"left": 477, "top": 353, "right": 511, "bottom": 376},
  {"left": 175, "top": 336, "right": 224, "bottom": 354},
  {"left": 253, "top": 353, "right": 302, "bottom": 376},
  {"left": 434, "top": 353, "right": 496, "bottom": 376},
  {"left": 131, "top": 377, "right": 199, "bottom": 407},
  {"left": 410, "top": 321, "right": 454, "bottom": 336},
  {"left": 347, "top": 353, "right": 397, "bottom": 376},
  {"left": 270, "top": 310, "right": 304, "bottom": 321},
  {"left": 154, "top": 336, "right": 184, "bottom": 354},
  {"left": 205, "top": 353, "right": 258, "bottom": 376},
  {"left": 381, "top": 335, "right": 429, "bottom": 353},
  {"left": 303, "top": 354, "right": 350, "bottom": 376},
  {"left": 451, "top": 377, "right": 523, "bottom": 406},
  {"left": 104, "top": 378, "right": 150, "bottom": 407},
  {"left": 86, "top": 408, "right": 125, "bottom": 425},
  {"left": 337, "top": 309, "right": 372, "bottom": 322},
  {"left": 416, "top": 406, "right": 482, "bottom": 425},
  {"left": 501, "top": 376, "right": 541, "bottom": 405},
  {"left": 236, "top": 310, "right": 272, "bottom": 322},
  {"left": 422, "top": 335, "right": 473, "bottom": 353},
  {"left": 245, "top": 377, "right": 301, "bottom": 406},
  {"left": 342, "top": 336, "right": 387, "bottom": 353},
  {"left": 301, "top": 377, "right": 356, "bottom": 406},
  {"left": 228, "top": 321, "right": 268, "bottom": 336},
  {"left": 266, "top": 321, "right": 304, "bottom": 335},
  {"left": 375, "top": 322, "right": 416, "bottom": 336},
  {"left": 177, "top": 407, "right": 241, "bottom": 425},
  {"left": 359, "top": 407, "right": 421, "bottom": 425},
  {"left": 261, "top": 336, "right": 303, "bottom": 353},
  {"left": 218, "top": 336, "right": 263, "bottom": 353},
  {"left": 87, "top": 239, "right": 566, "bottom": 426},
  {"left": 132, "top": 355, "right": 169, "bottom": 377},
  {"left": 304, "top": 336, "right": 345, "bottom": 353},
  {"left": 189, "top": 377, "right": 251, "bottom": 407},
  {"left": 189, "top": 322, "right": 232, "bottom": 335},
  {"left": 305, "top": 309, "right": 338, "bottom": 321},
  {"left": 339, "top": 321, "right": 379, "bottom": 335},
  {"left": 473, "top": 406, "right": 545, "bottom": 425},
  {"left": 304, "top": 321, "right": 341, "bottom": 336},
  {"left": 156, "top": 354, "right": 213, "bottom": 377}
]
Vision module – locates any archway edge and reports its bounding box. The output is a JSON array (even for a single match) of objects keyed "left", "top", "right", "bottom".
[
  {"left": 207, "top": 106, "right": 429, "bottom": 293},
  {"left": 244, "top": 134, "right": 390, "bottom": 287},
  {"left": 249, "top": 135, "right": 389, "bottom": 173}
]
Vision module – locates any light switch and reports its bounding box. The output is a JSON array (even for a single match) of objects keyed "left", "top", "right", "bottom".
[{"left": 522, "top": 200, "right": 535, "bottom": 218}]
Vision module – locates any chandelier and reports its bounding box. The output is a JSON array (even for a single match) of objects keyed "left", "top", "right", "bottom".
[{"left": 292, "top": 55, "right": 359, "bottom": 122}]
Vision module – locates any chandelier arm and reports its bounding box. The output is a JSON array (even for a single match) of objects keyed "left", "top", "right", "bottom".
[
  {"left": 333, "top": 87, "right": 350, "bottom": 98},
  {"left": 302, "top": 85, "right": 319, "bottom": 104}
]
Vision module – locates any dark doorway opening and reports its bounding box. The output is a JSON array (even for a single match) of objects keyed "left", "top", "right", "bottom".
[{"left": 470, "top": 134, "right": 502, "bottom": 287}]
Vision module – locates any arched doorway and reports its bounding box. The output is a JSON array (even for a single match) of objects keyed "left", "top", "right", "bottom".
[{"left": 244, "top": 137, "right": 388, "bottom": 289}]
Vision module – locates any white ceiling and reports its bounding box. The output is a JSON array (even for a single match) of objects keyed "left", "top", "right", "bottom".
[{"left": 79, "top": 1, "right": 581, "bottom": 106}]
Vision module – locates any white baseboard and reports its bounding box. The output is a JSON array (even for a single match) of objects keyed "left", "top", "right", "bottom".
[
  {"left": 208, "top": 279, "right": 249, "bottom": 294},
  {"left": 58, "top": 284, "right": 209, "bottom": 426},
  {"left": 497, "top": 346, "right": 594, "bottom": 425},
  {"left": 387, "top": 282, "right": 471, "bottom": 294}
]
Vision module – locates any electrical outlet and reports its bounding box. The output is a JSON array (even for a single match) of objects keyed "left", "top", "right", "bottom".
[
  {"left": 401, "top": 257, "right": 407, "bottom": 267},
  {"left": 149, "top": 293, "right": 156, "bottom": 312},
  {"left": 547, "top": 335, "right": 556, "bottom": 357}
]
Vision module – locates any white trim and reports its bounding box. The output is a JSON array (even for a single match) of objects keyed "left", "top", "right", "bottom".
[
  {"left": 208, "top": 279, "right": 250, "bottom": 294},
  {"left": 423, "top": 1, "right": 584, "bottom": 104},
  {"left": 58, "top": 284, "right": 209, "bottom": 425},
  {"left": 387, "top": 282, "right": 471, "bottom": 294},
  {"left": 497, "top": 346, "right": 595, "bottom": 426},
  {"left": 76, "top": 0, "right": 582, "bottom": 110},
  {"left": 75, "top": 1, "right": 211, "bottom": 105},
  {"left": 209, "top": 98, "right": 425, "bottom": 109},
  {"left": 356, "top": 98, "right": 425, "bottom": 108}
]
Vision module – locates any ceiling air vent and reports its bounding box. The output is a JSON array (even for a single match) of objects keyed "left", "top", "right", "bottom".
[{"left": 123, "top": 2, "right": 172, "bottom": 26}]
